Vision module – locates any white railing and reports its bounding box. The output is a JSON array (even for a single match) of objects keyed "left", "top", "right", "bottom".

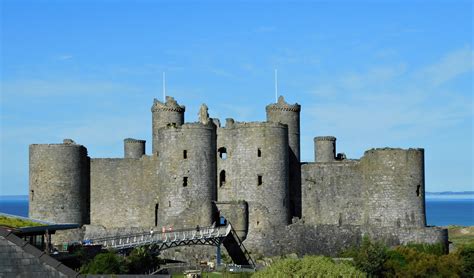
[{"left": 86, "top": 225, "right": 228, "bottom": 250}]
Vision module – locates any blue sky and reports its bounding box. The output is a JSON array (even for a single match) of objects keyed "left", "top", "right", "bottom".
[{"left": 1, "top": 0, "right": 472, "bottom": 195}]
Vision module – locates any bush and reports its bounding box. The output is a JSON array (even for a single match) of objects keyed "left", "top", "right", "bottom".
[
  {"left": 382, "top": 246, "right": 463, "bottom": 278},
  {"left": 458, "top": 242, "right": 474, "bottom": 277},
  {"left": 341, "top": 236, "right": 388, "bottom": 277},
  {"left": 253, "top": 256, "right": 366, "bottom": 277},
  {"left": 80, "top": 251, "right": 128, "bottom": 274},
  {"left": 126, "top": 246, "right": 158, "bottom": 274},
  {"left": 405, "top": 242, "right": 446, "bottom": 256}
]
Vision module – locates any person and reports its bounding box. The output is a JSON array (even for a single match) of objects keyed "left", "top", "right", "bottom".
[{"left": 150, "top": 228, "right": 154, "bottom": 237}]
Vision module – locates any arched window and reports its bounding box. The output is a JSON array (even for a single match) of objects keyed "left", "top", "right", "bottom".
[{"left": 219, "top": 170, "right": 226, "bottom": 187}]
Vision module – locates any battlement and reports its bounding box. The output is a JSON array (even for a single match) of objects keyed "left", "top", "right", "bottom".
[
  {"left": 266, "top": 96, "right": 301, "bottom": 112},
  {"left": 220, "top": 120, "right": 287, "bottom": 129},
  {"left": 363, "top": 147, "right": 424, "bottom": 156},
  {"left": 151, "top": 96, "right": 185, "bottom": 112},
  {"left": 314, "top": 136, "right": 337, "bottom": 141},
  {"left": 162, "top": 122, "right": 216, "bottom": 130}
]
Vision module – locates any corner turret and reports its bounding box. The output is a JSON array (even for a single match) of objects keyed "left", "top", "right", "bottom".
[
  {"left": 314, "top": 136, "right": 336, "bottom": 162},
  {"left": 266, "top": 96, "right": 302, "bottom": 218},
  {"left": 29, "top": 139, "right": 90, "bottom": 224},
  {"left": 124, "top": 138, "right": 146, "bottom": 158},
  {"left": 151, "top": 96, "right": 185, "bottom": 155}
]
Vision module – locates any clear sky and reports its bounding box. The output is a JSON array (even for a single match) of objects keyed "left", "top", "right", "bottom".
[{"left": 1, "top": 0, "right": 472, "bottom": 195}]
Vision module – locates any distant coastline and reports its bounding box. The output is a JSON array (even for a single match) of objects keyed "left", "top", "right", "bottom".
[{"left": 426, "top": 191, "right": 474, "bottom": 195}]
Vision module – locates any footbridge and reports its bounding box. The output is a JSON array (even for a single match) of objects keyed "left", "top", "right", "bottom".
[{"left": 83, "top": 224, "right": 255, "bottom": 268}]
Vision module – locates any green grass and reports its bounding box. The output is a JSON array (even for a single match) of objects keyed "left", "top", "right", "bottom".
[
  {"left": 447, "top": 226, "right": 474, "bottom": 247},
  {"left": 0, "top": 215, "right": 45, "bottom": 228}
]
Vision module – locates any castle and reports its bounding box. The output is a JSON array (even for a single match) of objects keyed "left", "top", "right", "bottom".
[{"left": 28, "top": 96, "right": 448, "bottom": 257}]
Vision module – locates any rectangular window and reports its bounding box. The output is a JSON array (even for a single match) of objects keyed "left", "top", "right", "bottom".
[
  {"left": 257, "top": 148, "right": 261, "bottom": 157},
  {"left": 183, "top": 150, "right": 187, "bottom": 159},
  {"left": 183, "top": 177, "right": 188, "bottom": 187},
  {"left": 258, "top": 175, "right": 263, "bottom": 186}
]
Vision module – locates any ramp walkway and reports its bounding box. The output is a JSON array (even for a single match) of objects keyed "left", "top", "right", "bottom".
[{"left": 84, "top": 223, "right": 255, "bottom": 268}]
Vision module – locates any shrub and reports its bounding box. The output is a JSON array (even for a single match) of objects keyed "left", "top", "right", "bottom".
[
  {"left": 126, "top": 246, "right": 158, "bottom": 274},
  {"left": 405, "top": 242, "right": 446, "bottom": 256},
  {"left": 383, "top": 246, "right": 463, "bottom": 278},
  {"left": 341, "top": 236, "right": 388, "bottom": 277},
  {"left": 458, "top": 242, "right": 474, "bottom": 277},
  {"left": 80, "top": 251, "right": 128, "bottom": 274},
  {"left": 253, "top": 256, "right": 366, "bottom": 277}
]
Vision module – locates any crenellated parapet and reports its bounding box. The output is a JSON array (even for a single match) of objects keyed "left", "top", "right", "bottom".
[
  {"left": 151, "top": 96, "right": 186, "bottom": 154},
  {"left": 266, "top": 96, "right": 301, "bottom": 112},
  {"left": 151, "top": 96, "right": 185, "bottom": 112}
]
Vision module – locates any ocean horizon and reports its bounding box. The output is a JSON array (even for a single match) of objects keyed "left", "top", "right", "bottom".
[{"left": 1, "top": 194, "right": 473, "bottom": 227}]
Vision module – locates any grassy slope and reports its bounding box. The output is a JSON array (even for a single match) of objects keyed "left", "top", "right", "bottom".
[
  {"left": 0, "top": 215, "right": 45, "bottom": 228},
  {"left": 447, "top": 226, "right": 474, "bottom": 247}
]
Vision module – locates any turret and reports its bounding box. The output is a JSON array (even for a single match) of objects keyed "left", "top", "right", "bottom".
[
  {"left": 156, "top": 118, "right": 216, "bottom": 229},
  {"left": 360, "top": 148, "right": 426, "bottom": 227},
  {"left": 217, "top": 121, "right": 290, "bottom": 252},
  {"left": 29, "top": 139, "right": 90, "bottom": 224},
  {"left": 266, "top": 96, "right": 301, "bottom": 218},
  {"left": 151, "top": 96, "right": 185, "bottom": 155},
  {"left": 314, "top": 136, "right": 336, "bottom": 162},
  {"left": 124, "top": 138, "right": 146, "bottom": 158}
]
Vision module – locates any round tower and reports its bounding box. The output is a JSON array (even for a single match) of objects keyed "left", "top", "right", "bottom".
[
  {"left": 151, "top": 96, "right": 185, "bottom": 155},
  {"left": 156, "top": 123, "right": 216, "bottom": 229},
  {"left": 266, "top": 96, "right": 301, "bottom": 218},
  {"left": 360, "top": 148, "right": 426, "bottom": 228},
  {"left": 124, "top": 138, "right": 146, "bottom": 158},
  {"left": 217, "top": 122, "right": 289, "bottom": 252},
  {"left": 314, "top": 136, "right": 336, "bottom": 162},
  {"left": 29, "top": 139, "right": 90, "bottom": 224}
]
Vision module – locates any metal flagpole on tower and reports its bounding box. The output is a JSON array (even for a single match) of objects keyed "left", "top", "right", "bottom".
[
  {"left": 275, "top": 69, "right": 278, "bottom": 102},
  {"left": 163, "top": 72, "right": 166, "bottom": 102}
]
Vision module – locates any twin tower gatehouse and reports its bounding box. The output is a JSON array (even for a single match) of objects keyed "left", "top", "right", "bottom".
[{"left": 29, "top": 96, "right": 447, "bottom": 256}]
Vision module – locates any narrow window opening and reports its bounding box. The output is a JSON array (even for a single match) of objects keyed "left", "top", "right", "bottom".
[
  {"left": 30, "top": 190, "right": 34, "bottom": 201},
  {"left": 156, "top": 151, "right": 159, "bottom": 157},
  {"left": 257, "top": 221, "right": 260, "bottom": 226},
  {"left": 183, "top": 150, "right": 187, "bottom": 159},
  {"left": 258, "top": 175, "right": 263, "bottom": 186},
  {"left": 416, "top": 185, "right": 420, "bottom": 197},
  {"left": 169, "top": 201, "right": 171, "bottom": 207},
  {"left": 183, "top": 177, "right": 188, "bottom": 187},
  {"left": 218, "top": 147, "right": 227, "bottom": 160},
  {"left": 219, "top": 170, "right": 226, "bottom": 187},
  {"left": 154, "top": 204, "right": 159, "bottom": 226},
  {"left": 257, "top": 148, "right": 262, "bottom": 157}
]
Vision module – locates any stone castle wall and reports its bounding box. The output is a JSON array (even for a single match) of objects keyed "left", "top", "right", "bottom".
[
  {"left": 90, "top": 156, "right": 159, "bottom": 228},
  {"left": 302, "top": 160, "right": 364, "bottom": 226},
  {"left": 302, "top": 147, "right": 426, "bottom": 228}
]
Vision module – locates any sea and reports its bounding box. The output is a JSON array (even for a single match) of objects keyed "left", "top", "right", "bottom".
[{"left": 1, "top": 194, "right": 473, "bottom": 226}]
